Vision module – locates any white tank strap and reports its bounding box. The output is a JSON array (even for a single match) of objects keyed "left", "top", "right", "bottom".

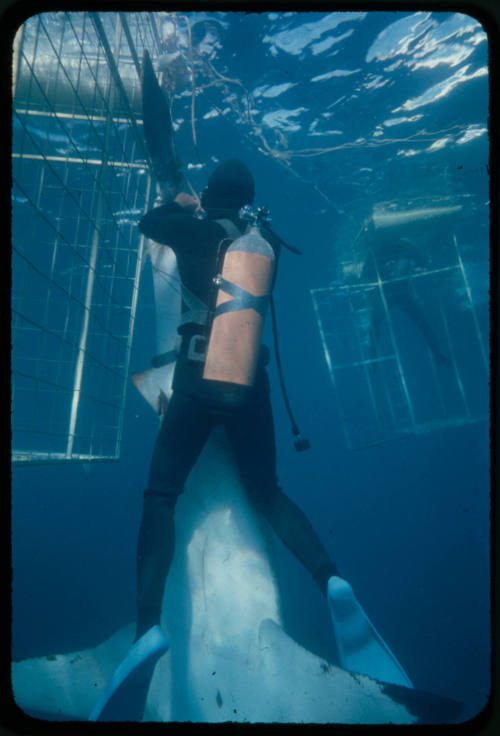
[
  {"left": 213, "top": 276, "right": 269, "bottom": 319},
  {"left": 151, "top": 349, "right": 178, "bottom": 369}
]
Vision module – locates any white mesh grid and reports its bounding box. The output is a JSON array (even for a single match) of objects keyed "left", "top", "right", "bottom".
[
  {"left": 11, "top": 12, "right": 161, "bottom": 463},
  {"left": 311, "top": 235, "right": 489, "bottom": 450}
]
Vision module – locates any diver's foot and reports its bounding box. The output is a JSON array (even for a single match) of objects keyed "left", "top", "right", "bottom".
[
  {"left": 327, "top": 576, "right": 413, "bottom": 688},
  {"left": 89, "top": 625, "right": 170, "bottom": 721}
]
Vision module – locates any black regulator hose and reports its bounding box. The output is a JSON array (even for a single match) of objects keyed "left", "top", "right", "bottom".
[
  {"left": 270, "top": 296, "right": 311, "bottom": 452},
  {"left": 208, "top": 204, "right": 309, "bottom": 449},
  {"left": 261, "top": 223, "right": 303, "bottom": 255}
]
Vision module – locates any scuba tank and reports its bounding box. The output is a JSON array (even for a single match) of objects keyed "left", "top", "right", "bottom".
[
  {"left": 136, "top": 199, "right": 310, "bottom": 451},
  {"left": 198, "top": 206, "right": 310, "bottom": 452},
  {"left": 200, "top": 222, "right": 276, "bottom": 411}
]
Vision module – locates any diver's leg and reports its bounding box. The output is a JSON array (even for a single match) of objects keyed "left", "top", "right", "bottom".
[
  {"left": 225, "top": 370, "right": 339, "bottom": 594},
  {"left": 226, "top": 372, "right": 413, "bottom": 688},
  {"left": 260, "top": 488, "right": 340, "bottom": 594},
  {"left": 89, "top": 392, "right": 212, "bottom": 721},
  {"left": 136, "top": 391, "right": 213, "bottom": 640}
]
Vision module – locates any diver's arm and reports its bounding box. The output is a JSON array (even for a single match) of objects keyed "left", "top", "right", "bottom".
[
  {"left": 138, "top": 200, "right": 184, "bottom": 240},
  {"left": 173, "top": 192, "right": 201, "bottom": 214},
  {"left": 138, "top": 197, "right": 222, "bottom": 252},
  {"left": 138, "top": 196, "right": 199, "bottom": 245}
]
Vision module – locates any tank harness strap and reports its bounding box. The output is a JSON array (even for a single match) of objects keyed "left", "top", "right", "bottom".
[
  {"left": 179, "top": 309, "right": 208, "bottom": 327},
  {"left": 215, "top": 218, "right": 243, "bottom": 240},
  {"left": 149, "top": 222, "right": 243, "bottom": 371},
  {"left": 180, "top": 281, "right": 210, "bottom": 324},
  {"left": 151, "top": 311, "right": 208, "bottom": 369},
  {"left": 212, "top": 218, "right": 269, "bottom": 318},
  {"left": 213, "top": 276, "right": 269, "bottom": 319},
  {"left": 151, "top": 349, "right": 178, "bottom": 369},
  {"left": 150, "top": 281, "right": 209, "bottom": 368}
]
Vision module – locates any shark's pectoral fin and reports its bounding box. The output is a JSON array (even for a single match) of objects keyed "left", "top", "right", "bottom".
[{"left": 132, "top": 365, "right": 173, "bottom": 417}]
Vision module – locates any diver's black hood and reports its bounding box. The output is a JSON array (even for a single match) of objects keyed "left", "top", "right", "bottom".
[{"left": 202, "top": 159, "right": 255, "bottom": 211}]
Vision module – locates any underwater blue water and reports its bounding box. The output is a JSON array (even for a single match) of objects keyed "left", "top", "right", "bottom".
[{"left": 11, "top": 10, "right": 490, "bottom": 723}]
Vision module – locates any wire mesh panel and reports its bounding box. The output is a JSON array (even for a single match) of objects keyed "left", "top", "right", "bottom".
[
  {"left": 311, "top": 240, "right": 489, "bottom": 450},
  {"left": 11, "top": 12, "right": 161, "bottom": 464}
]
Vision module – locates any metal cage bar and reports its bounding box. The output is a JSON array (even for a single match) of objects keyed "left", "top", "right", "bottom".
[{"left": 311, "top": 236, "right": 489, "bottom": 450}]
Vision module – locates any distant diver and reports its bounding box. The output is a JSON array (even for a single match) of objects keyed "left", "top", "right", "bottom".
[
  {"left": 359, "top": 225, "right": 449, "bottom": 366},
  {"left": 89, "top": 52, "right": 413, "bottom": 722}
]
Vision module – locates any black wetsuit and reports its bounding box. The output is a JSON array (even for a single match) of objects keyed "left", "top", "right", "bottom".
[{"left": 134, "top": 202, "right": 337, "bottom": 640}]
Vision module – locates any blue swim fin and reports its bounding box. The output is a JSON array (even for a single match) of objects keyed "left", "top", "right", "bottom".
[
  {"left": 89, "top": 625, "right": 170, "bottom": 722},
  {"left": 327, "top": 576, "right": 413, "bottom": 688}
]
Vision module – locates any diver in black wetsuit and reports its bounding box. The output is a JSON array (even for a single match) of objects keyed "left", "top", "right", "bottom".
[
  {"left": 134, "top": 160, "right": 339, "bottom": 642},
  {"left": 89, "top": 161, "right": 414, "bottom": 722},
  {"left": 360, "top": 231, "right": 449, "bottom": 365}
]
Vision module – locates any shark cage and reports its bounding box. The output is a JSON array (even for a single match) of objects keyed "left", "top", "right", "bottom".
[
  {"left": 311, "top": 203, "right": 489, "bottom": 451},
  {"left": 11, "top": 12, "right": 164, "bottom": 464}
]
